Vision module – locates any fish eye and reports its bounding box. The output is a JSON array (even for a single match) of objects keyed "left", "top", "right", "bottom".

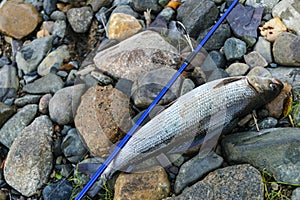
[{"left": 269, "top": 82, "right": 277, "bottom": 91}]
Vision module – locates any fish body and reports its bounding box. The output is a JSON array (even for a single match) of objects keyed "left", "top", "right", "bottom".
[{"left": 90, "top": 76, "right": 283, "bottom": 196}]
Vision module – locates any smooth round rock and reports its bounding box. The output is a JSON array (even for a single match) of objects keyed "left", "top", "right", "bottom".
[
  {"left": 223, "top": 37, "right": 247, "bottom": 61},
  {"left": 244, "top": 51, "right": 268, "bottom": 68},
  {"left": 226, "top": 63, "right": 250, "bottom": 76},
  {"left": 67, "top": 6, "right": 93, "bottom": 33},
  {"left": 254, "top": 37, "right": 273, "bottom": 63},
  {"left": 42, "top": 178, "right": 72, "bottom": 200},
  {"left": 0, "top": 102, "right": 16, "bottom": 128},
  {"left": 247, "top": 66, "right": 272, "bottom": 77}
]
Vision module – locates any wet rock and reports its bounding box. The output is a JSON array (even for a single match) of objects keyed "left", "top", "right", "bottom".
[
  {"left": 244, "top": 51, "right": 268, "bottom": 68},
  {"left": 43, "top": 0, "right": 57, "bottom": 15},
  {"left": 114, "top": 166, "right": 170, "bottom": 200},
  {"left": 39, "top": 94, "right": 52, "bottom": 114},
  {"left": 256, "top": 117, "right": 278, "bottom": 130},
  {"left": 0, "top": 104, "right": 37, "bottom": 148},
  {"left": 197, "top": 24, "right": 231, "bottom": 51},
  {"left": 247, "top": 66, "right": 272, "bottom": 77},
  {"left": 259, "top": 17, "right": 287, "bottom": 42},
  {"left": 108, "top": 13, "right": 142, "bottom": 41},
  {"left": 223, "top": 37, "right": 247, "bottom": 61},
  {"left": 225, "top": 63, "right": 250, "bottom": 76},
  {"left": 226, "top": 4, "right": 264, "bottom": 38},
  {"left": 245, "top": 0, "right": 279, "bottom": 13},
  {"left": 0, "top": 1, "right": 42, "bottom": 39},
  {"left": 90, "top": 71, "right": 114, "bottom": 86},
  {"left": 52, "top": 20, "right": 67, "bottom": 38},
  {"left": 42, "top": 178, "right": 72, "bottom": 200},
  {"left": 272, "top": 0, "right": 300, "bottom": 35},
  {"left": 292, "top": 188, "right": 300, "bottom": 200},
  {"left": 38, "top": 45, "right": 70, "bottom": 76},
  {"left": 14, "top": 94, "right": 41, "bottom": 107},
  {"left": 131, "top": 68, "right": 184, "bottom": 108},
  {"left": 174, "top": 152, "right": 223, "bottom": 194},
  {"left": 273, "top": 32, "right": 300, "bottom": 66},
  {"left": 172, "top": 164, "right": 264, "bottom": 200},
  {"left": 93, "top": 30, "right": 181, "bottom": 82},
  {"left": 16, "top": 36, "right": 54, "bottom": 74},
  {"left": 67, "top": 6, "right": 93, "bottom": 33},
  {"left": 49, "top": 84, "right": 86, "bottom": 125},
  {"left": 132, "top": 0, "right": 162, "bottom": 13},
  {"left": 23, "top": 73, "right": 64, "bottom": 94},
  {"left": 75, "top": 85, "right": 133, "bottom": 156},
  {"left": 61, "top": 128, "right": 87, "bottom": 163},
  {"left": 0, "top": 102, "right": 16, "bottom": 128},
  {"left": 0, "top": 65, "right": 19, "bottom": 102},
  {"left": 254, "top": 37, "right": 273, "bottom": 63},
  {"left": 222, "top": 128, "right": 300, "bottom": 184},
  {"left": 4, "top": 116, "right": 53, "bottom": 197},
  {"left": 177, "top": 0, "right": 218, "bottom": 38}
]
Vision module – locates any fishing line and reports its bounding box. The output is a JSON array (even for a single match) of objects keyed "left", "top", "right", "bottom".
[{"left": 75, "top": 0, "right": 239, "bottom": 199}]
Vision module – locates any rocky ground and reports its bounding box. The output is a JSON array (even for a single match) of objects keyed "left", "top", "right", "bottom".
[{"left": 0, "top": 0, "right": 300, "bottom": 199}]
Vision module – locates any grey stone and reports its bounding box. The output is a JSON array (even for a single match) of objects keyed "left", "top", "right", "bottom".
[
  {"left": 16, "top": 36, "right": 54, "bottom": 74},
  {"left": 14, "top": 94, "right": 41, "bottom": 107},
  {"left": 23, "top": 73, "right": 64, "bottom": 94},
  {"left": 221, "top": 128, "right": 300, "bottom": 184},
  {"left": 43, "top": 0, "right": 57, "bottom": 15},
  {"left": 61, "top": 128, "right": 87, "bottom": 163},
  {"left": 132, "top": 0, "right": 162, "bottom": 13},
  {"left": 43, "top": 178, "right": 72, "bottom": 200},
  {"left": 0, "top": 104, "right": 37, "bottom": 148},
  {"left": 172, "top": 164, "right": 264, "bottom": 200},
  {"left": 292, "top": 187, "right": 300, "bottom": 200},
  {"left": 223, "top": 37, "right": 247, "bottom": 61},
  {"left": 197, "top": 24, "right": 231, "bottom": 51},
  {"left": 226, "top": 63, "right": 250, "bottom": 76},
  {"left": 254, "top": 37, "right": 273, "bottom": 63},
  {"left": 93, "top": 30, "right": 181, "bottom": 82},
  {"left": 246, "top": 0, "right": 279, "bottom": 13},
  {"left": 52, "top": 20, "right": 67, "bottom": 38},
  {"left": 4, "top": 116, "right": 53, "bottom": 197},
  {"left": 177, "top": 0, "right": 219, "bottom": 38},
  {"left": 272, "top": 0, "right": 300, "bottom": 35},
  {"left": 174, "top": 152, "right": 223, "bottom": 194},
  {"left": 37, "top": 45, "right": 70, "bottom": 76},
  {"left": 256, "top": 117, "right": 278, "bottom": 130},
  {"left": 273, "top": 32, "right": 300, "bottom": 66},
  {"left": 87, "top": 0, "right": 113, "bottom": 12},
  {"left": 226, "top": 4, "right": 264, "bottom": 38},
  {"left": 39, "top": 93, "right": 52, "bottom": 114},
  {"left": 244, "top": 51, "right": 268, "bottom": 68},
  {"left": 208, "top": 51, "right": 226, "bottom": 69},
  {"left": 180, "top": 78, "right": 195, "bottom": 96},
  {"left": 247, "top": 66, "right": 272, "bottom": 77},
  {"left": 112, "top": 5, "right": 139, "bottom": 18},
  {"left": 0, "top": 65, "right": 19, "bottom": 102},
  {"left": 0, "top": 57, "right": 11, "bottom": 67},
  {"left": 113, "top": 0, "right": 132, "bottom": 6},
  {"left": 206, "top": 68, "right": 229, "bottom": 82},
  {"left": 67, "top": 6, "right": 93, "bottom": 33},
  {"left": 50, "top": 11, "right": 66, "bottom": 21},
  {"left": 0, "top": 102, "right": 15, "bottom": 128},
  {"left": 49, "top": 84, "right": 86, "bottom": 125},
  {"left": 156, "top": 7, "right": 175, "bottom": 22}
]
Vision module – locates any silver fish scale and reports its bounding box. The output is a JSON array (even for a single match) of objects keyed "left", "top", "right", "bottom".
[{"left": 109, "top": 78, "right": 257, "bottom": 172}]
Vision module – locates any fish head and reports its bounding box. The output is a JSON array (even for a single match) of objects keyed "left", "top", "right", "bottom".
[{"left": 246, "top": 76, "right": 283, "bottom": 103}]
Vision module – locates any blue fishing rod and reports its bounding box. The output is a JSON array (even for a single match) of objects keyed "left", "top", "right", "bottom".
[{"left": 75, "top": 0, "right": 239, "bottom": 199}]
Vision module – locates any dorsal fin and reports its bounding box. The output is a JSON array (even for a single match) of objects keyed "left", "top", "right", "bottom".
[{"left": 213, "top": 76, "right": 245, "bottom": 89}]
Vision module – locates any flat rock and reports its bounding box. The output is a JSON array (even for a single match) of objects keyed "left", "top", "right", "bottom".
[
  {"left": 0, "top": 65, "right": 19, "bottom": 102},
  {"left": 223, "top": 37, "right": 247, "bottom": 61},
  {"left": 272, "top": 0, "right": 300, "bottom": 35},
  {"left": 222, "top": 128, "right": 300, "bottom": 184},
  {"left": 49, "top": 84, "right": 86, "bottom": 125},
  {"left": 0, "top": 104, "right": 37, "bottom": 148},
  {"left": 14, "top": 94, "right": 41, "bottom": 107},
  {"left": 244, "top": 51, "right": 268, "bottom": 68},
  {"left": 0, "top": 102, "right": 16, "bottom": 128},
  {"left": 37, "top": 45, "right": 70, "bottom": 76},
  {"left": 273, "top": 32, "right": 300, "bottom": 66},
  {"left": 114, "top": 166, "right": 170, "bottom": 200},
  {"left": 132, "top": 0, "right": 162, "bottom": 13},
  {"left": 108, "top": 13, "right": 142, "bottom": 41},
  {"left": 246, "top": 0, "right": 279, "bottom": 13},
  {"left": 75, "top": 85, "right": 133, "bottom": 157},
  {"left": 225, "top": 63, "right": 250, "bottom": 76},
  {"left": 247, "top": 66, "right": 272, "bottom": 77},
  {"left": 177, "top": 0, "right": 218, "bottom": 38},
  {"left": 254, "top": 37, "right": 273, "bottom": 63},
  {"left": 174, "top": 152, "right": 223, "bottom": 194},
  {"left": 4, "top": 116, "right": 53, "bottom": 197},
  {"left": 23, "top": 73, "right": 64, "bottom": 94},
  {"left": 88, "top": 0, "right": 113, "bottom": 12},
  {"left": 0, "top": 1, "right": 42, "bottom": 39},
  {"left": 42, "top": 178, "right": 72, "bottom": 200},
  {"left": 93, "top": 30, "right": 181, "bottom": 82},
  {"left": 171, "top": 164, "right": 264, "bottom": 200},
  {"left": 16, "top": 36, "right": 54, "bottom": 74},
  {"left": 226, "top": 4, "right": 264, "bottom": 38},
  {"left": 67, "top": 6, "right": 93, "bottom": 33}
]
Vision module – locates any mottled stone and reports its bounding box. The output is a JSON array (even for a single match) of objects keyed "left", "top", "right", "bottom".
[
  {"left": 0, "top": 1, "right": 42, "bottom": 39},
  {"left": 114, "top": 166, "right": 170, "bottom": 200},
  {"left": 223, "top": 37, "right": 247, "bottom": 61},
  {"left": 222, "top": 128, "right": 300, "bottom": 184},
  {"left": 87, "top": 0, "right": 113, "bottom": 12},
  {"left": 132, "top": 0, "right": 162, "bottom": 13},
  {"left": 292, "top": 187, "right": 300, "bottom": 200},
  {"left": 49, "top": 84, "right": 86, "bottom": 125},
  {"left": 0, "top": 65, "right": 19, "bottom": 102},
  {"left": 42, "top": 178, "right": 72, "bottom": 200},
  {"left": 0, "top": 104, "right": 37, "bottom": 148},
  {"left": 172, "top": 164, "right": 264, "bottom": 200},
  {"left": 247, "top": 66, "right": 272, "bottom": 77},
  {"left": 108, "top": 13, "right": 142, "bottom": 41},
  {"left": 273, "top": 32, "right": 300, "bottom": 66},
  {"left": 75, "top": 85, "right": 133, "bottom": 156},
  {"left": 14, "top": 94, "right": 41, "bottom": 107},
  {"left": 259, "top": 17, "right": 287, "bottom": 42},
  {"left": 174, "top": 152, "right": 223, "bottom": 194},
  {"left": 16, "top": 36, "right": 54, "bottom": 74},
  {"left": 43, "top": 0, "right": 57, "bottom": 15},
  {"left": 208, "top": 50, "right": 226, "bottom": 69},
  {"left": 0, "top": 102, "right": 16, "bottom": 128},
  {"left": 50, "top": 11, "right": 66, "bottom": 21},
  {"left": 177, "top": 0, "right": 218, "bottom": 38},
  {"left": 39, "top": 94, "right": 52, "bottom": 114},
  {"left": 246, "top": 0, "right": 279, "bottom": 13},
  {"left": 93, "top": 30, "right": 181, "bottom": 82},
  {"left": 254, "top": 37, "right": 273, "bottom": 63},
  {"left": 244, "top": 51, "right": 268, "bottom": 68},
  {"left": 4, "top": 116, "right": 53, "bottom": 197},
  {"left": 52, "top": 20, "right": 67, "bottom": 38},
  {"left": 225, "top": 63, "right": 250, "bottom": 76},
  {"left": 38, "top": 45, "right": 70, "bottom": 76},
  {"left": 67, "top": 6, "right": 93, "bottom": 33}
]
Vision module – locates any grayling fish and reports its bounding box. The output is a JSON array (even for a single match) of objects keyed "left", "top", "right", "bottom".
[{"left": 89, "top": 76, "right": 283, "bottom": 196}]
